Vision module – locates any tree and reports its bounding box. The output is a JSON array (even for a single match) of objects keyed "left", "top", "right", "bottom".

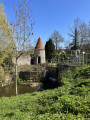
[
  {"left": 69, "top": 28, "right": 79, "bottom": 50},
  {"left": 0, "top": 4, "right": 14, "bottom": 65},
  {"left": 45, "top": 39, "right": 55, "bottom": 60},
  {"left": 79, "top": 21, "right": 90, "bottom": 50},
  {"left": 68, "top": 18, "right": 90, "bottom": 50},
  {"left": 0, "top": 4, "right": 14, "bottom": 84},
  {"left": 79, "top": 22, "right": 88, "bottom": 50},
  {"left": 87, "top": 21, "right": 90, "bottom": 48},
  {"left": 68, "top": 18, "right": 81, "bottom": 50},
  {"left": 50, "top": 30, "right": 64, "bottom": 51},
  {"left": 12, "top": 0, "right": 34, "bottom": 95}
]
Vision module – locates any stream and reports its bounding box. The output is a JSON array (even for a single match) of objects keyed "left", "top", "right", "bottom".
[
  {"left": 0, "top": 84, "right": 40, "bottom": 97},
  {"left": 0, "top": 66, "right": 58, "bottom": 97}
]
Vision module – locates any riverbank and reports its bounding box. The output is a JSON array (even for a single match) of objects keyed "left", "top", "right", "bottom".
[
  {"left": 0, "top": 65, "right": 90, "bottom": 119},
  {"left": 0, "top": 82, "right": 43, "bottom": 87},
  {"left": 20, "top": 82, "right": 43, "bottom": 87}
]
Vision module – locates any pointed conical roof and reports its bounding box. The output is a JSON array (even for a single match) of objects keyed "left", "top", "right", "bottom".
[{"left": 35, "top": 37, "right": 44, "bottom": 50}]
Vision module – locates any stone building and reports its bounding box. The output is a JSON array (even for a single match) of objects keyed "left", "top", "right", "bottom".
[
  {"left": 12, "top": 37, "right": 46, "bottom": 65},
  {"left": 33, "top": 37, "right": 45, "bottom": 64}
]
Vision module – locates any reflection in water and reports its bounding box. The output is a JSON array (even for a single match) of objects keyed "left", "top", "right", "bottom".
[{"left": 0, "top": 84, "right": 39, "bottom": 97}]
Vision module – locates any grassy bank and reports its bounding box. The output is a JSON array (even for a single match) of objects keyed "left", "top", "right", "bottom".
[{"left": 0, "top": 65, "right": 90, "bottom": 120}]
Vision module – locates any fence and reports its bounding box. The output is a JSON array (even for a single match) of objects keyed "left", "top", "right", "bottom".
[{"left": 47, "top": 53, "right": 90, "bottom": 66}]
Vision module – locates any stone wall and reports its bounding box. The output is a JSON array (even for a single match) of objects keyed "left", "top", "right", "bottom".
[
  {"left": 12, "top": 49, "right": 46, "bottom": 66},
  {"left": 12, "top": 54, "right": 31, "bottom": 66},
  {"left": 35, "top": 49, "right": 45, "bottom": 64}
]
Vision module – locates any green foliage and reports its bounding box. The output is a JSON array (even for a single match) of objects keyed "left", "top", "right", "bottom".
[
  {"left": 45, "top": 39, "right": 55, "bottom": 60},
  {"left": 0, "top": 3, "right": 14, "bottom": 65},
  {"left": 0, "top": 65, "right": 90, "bottom": 119},
  {"left": 74, "top": 66, "right": 90, "bottom": 79},
  {"left": 0, "top": 66, "right": 5, "bottom": 84},
  {"left": 0, "top": 65, "right": 11, "bottom": 85},
  {"left": 1, "top": 54, "right": 13, "bottom": 71},
  {"left": 0, "top": 53, "right": 13, "bottom": 84},
  {"left": 19, "top": 71, "right": 30, "bottom": 81},
  {"left": 61, "top": 65, "right": 90, "bottom": 95}
]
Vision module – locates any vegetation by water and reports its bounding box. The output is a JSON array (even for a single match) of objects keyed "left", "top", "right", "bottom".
[{"left": 0, "top": 65, "right": 90, "bottom": 120}]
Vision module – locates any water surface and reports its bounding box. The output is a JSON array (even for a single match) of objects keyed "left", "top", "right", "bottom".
[{"left": 0, "top": 84, "right": 39, "bottom": 97}]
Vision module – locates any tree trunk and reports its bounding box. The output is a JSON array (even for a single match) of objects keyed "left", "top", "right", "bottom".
[
  {"left": 15, "top": 58, "right": 18, "bottom": 96},
  {"left": 56, "top": 38, "right": 57, "bottom": 51}
]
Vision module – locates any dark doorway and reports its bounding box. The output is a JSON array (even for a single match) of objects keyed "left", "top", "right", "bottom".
[
  {"left": 38, "top": 56, "right": 41, "bottom": 64},
  {"left": 31, "top": 58, "right": 34, "bottom": 65}
]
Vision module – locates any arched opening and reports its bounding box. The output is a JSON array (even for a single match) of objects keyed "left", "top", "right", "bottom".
[
  {"left": 31, "top": 57, "right": 35, "bottom": 65},
  {"left": 38, "top": 56, "right": 41, "bottom": 64},
  {"left": 31, "top": 58, "right": 34, "bottom": 65}
]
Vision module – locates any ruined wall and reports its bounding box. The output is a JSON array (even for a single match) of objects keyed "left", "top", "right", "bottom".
[{"left": 12, "top": 54, "right": 31, "bottom": 66}]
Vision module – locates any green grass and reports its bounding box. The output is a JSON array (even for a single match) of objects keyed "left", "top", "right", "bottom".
[{"left": 0, "top": 65, "right": 90, "bottom": 120}]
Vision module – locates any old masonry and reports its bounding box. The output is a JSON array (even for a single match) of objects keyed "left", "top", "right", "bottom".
[{"left": 12, "top": 37, "right": 46, "bottom": 66}]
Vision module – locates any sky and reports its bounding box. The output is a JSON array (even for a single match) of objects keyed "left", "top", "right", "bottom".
[{"left": 0, "top": 0, "right": 90, "bottom": 48}]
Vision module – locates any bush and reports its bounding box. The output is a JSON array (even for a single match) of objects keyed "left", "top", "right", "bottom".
[{"left": 0, "top": 66, "right": 5, "bottom": 84}]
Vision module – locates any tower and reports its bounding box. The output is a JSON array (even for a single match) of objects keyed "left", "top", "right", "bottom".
[{"left": 35, "top": 37, "right": 45, "bottom": 64}]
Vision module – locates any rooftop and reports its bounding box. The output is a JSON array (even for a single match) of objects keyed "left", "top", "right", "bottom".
[{"left": 35, "top": 37, "right": 44, "bottom": 50}]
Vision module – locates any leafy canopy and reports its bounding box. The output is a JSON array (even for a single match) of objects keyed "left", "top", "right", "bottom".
[{"left": 0, "top": 3, "right": 14, "bottom": 65}]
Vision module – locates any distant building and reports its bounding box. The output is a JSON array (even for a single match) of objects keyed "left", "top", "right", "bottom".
[
  {"left": 32, "top": 37, "right": 46, "bottom": 64},
  {"left": 12, "top": 37, "right": 46, "bottom": 66}
]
